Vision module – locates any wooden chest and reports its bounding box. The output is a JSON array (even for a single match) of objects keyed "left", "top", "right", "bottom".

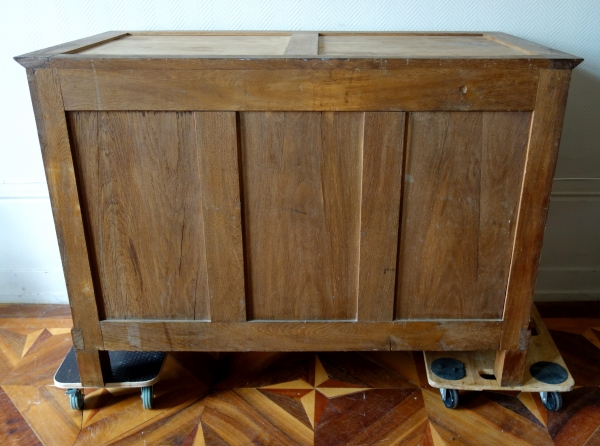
[{"left": 16, "top": 32, "right": 582, "bottom": 387}]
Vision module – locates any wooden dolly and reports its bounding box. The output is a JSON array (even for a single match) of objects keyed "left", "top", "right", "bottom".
[
  {"left": 54, "top": 348, "right": 166, "bottom": 410},
  {"left": 424, "top": 307, "right": 573, "bottom": 411}
]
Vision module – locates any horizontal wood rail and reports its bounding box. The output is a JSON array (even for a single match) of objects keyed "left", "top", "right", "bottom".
[
  {"left": 101, "top": 320, "right": 502, "bottom": 352},
  {"left": 58, "top": 68, "right": 538, "bottom": 112}
]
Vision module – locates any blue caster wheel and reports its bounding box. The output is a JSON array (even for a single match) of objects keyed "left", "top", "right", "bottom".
[
  {"left": 66, "top": 388, "right": 84, "bottom": 410},
  {"left": 440, "top": 388, "right": 460, "bottom": 409},
  {"left": 141, "top": 386, "right": 153, "bottom": 409},
  {"left": 540, "top": 391, "right": 562, "bottom": 411}
]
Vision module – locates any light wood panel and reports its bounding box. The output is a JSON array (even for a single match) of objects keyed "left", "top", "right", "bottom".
[
  {"left": 57, "top": 68, "right": 539, "bottom": 112},
  {"left": 357, "top": 112, "right": 406, "bottom": 321},
  {"left": 396, "top": 111, "right": 530, "bottom": 320},
  {"left": 196, "top": 112, "right": 246, "bottom": 322},
  {"left": 284, "top": 32, "right": 319, "bottom": 55},
  {"left": 318, "top": 35, "right": 528, "bottom": 57},
  {"left": 69, "top": 111, "right": 208, "bottom": 320},
  {"left": 241, "top": 112, "right": 363, "bottom": 320},
  {"left": 100, "top": 320, "right": 502, "bottom": 352},
  {"left": 76, "top": 35, "right": 292, "bottom": 56},
  {"left": 16, "top": 31, "right": 582, "bottom": 71},
  {"left": 501, "top": 70, "right": 573, "bottom": 350}
]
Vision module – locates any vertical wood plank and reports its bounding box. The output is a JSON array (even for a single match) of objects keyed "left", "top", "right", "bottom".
[
  {"left": 396, "top": 111, "right": 529, "bottom": 320},
  {"left": 70, "top": 111, "right": 206, "bottom": 320},
  {"left": 27, "top": 68, "right": 103, "bottom": 350},
  {"left": 75, "top": 349, "right": 110, "bottom": 387},
  {"left": 396, "top": 112, "right": 482, "bottom": 320},
  {"left": 357, "top": 112, "right": 405, "bottom": 321},
  {"left": 196, "top": 112, "right": 246, "bottom": 322},
  {"left": 494, "top": 349, "right": 528, "bottom": 387},
  {"left": 241, "top": 112, "right": 363, "bottom": 320},
  {"left": 501, "top": 70, "right": 573, "bottom": 350},
  {"left": 320, "top": 112, "right": 365, "bottom": 320},
  {"left": 478, "top": 112, "right": 531, "bottom": 317}
]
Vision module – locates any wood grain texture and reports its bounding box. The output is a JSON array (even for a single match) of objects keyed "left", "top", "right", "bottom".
[
  {"left": 0, "top": 388, "right": 43, "bottom": 446},
  {"left": 358, "top": 112, "right": 405, "bottom": 321},
  {"left": 318, "top": 34, "right": 528, "bottom": 57},
  {"left": 241, "top": 112, "right": 363, "bottom": 320},
  {"left": 100, "top": 320, "right": 502, "bottom": 352},
  {"left": 26, "top": 69, "right": 103, "bottom": 350},
  {"left": 57, "top": 68, "right": 539, "bottom": 112},
  {"left": 494, "top": 349, "right": 528, "bottom": 387},
  {"left": 284, "top": 32, "right": 319, "bottom": 55},
  {"left": 16, "top": 32, "right": 582, "bottom": 71},
  {"left": 425, "top": 307, "right": 574, "bottom": 391},
  {"left": 196, "top": 112, "right": 246, "bottom": 322},
  {"left": 69, "top": 111, "right": 208, "bottom": 320},
  {"left": 74, "top": 349, "right": 110, "bottom": 387},
  {"left": 14, "top": 31, "right": 127, "bottom": 68},
  {"left": 485, "top": 32, "right": 580, "bottom": 60},
  {"left": 396, "top": 111, "right": 530, "bottom": 320},
  {"left": 2, "top": 304, "right": 599, "bottom": 445},
  {"left": 76, "top": 35, "right": 291, "bottom": 56},
  {"left": 501, "top": 70, "right": 573, "bottom": 350},
  {"left": 47, "top": 56, "right": 576, "bottom": 72},
  {"left": 2, "top": 385, "right": 81, "bottom": 446}
]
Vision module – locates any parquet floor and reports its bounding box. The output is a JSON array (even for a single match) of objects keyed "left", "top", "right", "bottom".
[{"left": 1, "top": 304, "right": 600, "bottom": 445}]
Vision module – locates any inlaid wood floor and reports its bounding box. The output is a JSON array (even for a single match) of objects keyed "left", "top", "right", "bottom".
[{"left": 1, "top": 304, "right": 599, "bottom": 445}]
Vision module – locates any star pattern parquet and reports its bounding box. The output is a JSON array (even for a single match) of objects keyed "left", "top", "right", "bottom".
[{"left": 1, "top": 304, "right": 600, "bottom": 445}]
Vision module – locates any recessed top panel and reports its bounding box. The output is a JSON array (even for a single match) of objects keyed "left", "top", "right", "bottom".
[
  {"left": 76, "top": 35, "right": 292, "bottom": 56},
  {"left": 318, "top": 35, "right": 527, "bottom": 57}
]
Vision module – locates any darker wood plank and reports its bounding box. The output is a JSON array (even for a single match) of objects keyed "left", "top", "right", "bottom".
[
  {"left": 501, "top": 70, "right": 573, "bottom": 350},
  {"left": 27, "top": 69, "right": 103, "bottom": 350},
  {"left": 358, "top": 112, "right": 405, "bottom": 321},
  {"left": 69, "top": 111, "right": 206, "bottom": 320},
  {"left": 494, "top": 349, "right": 528, "bottom": 387},
  {"left": 396, "top": 111, "right": 528, "bottom": 320},
  {"left": 0, "top": 388, "right": 43, "bottom": 446},
  {"left": 100, "top": 320, "right": 502, "bottom": 352},
  {"left": 0, "top": 304, "right": 71, "bottom": 319},
  {"left": 58, "top": 68, "right": 539, "bottom": 112},
  {"left": 75, "top": 349, "right": 110, "bottom": 387},
  {"left": 241, "top": 112, "right": 363, "bottom": 320},
  {"left": 196, "top": 112, "right": 246, "bottom": 322},
  {"left": 48, "top": 56, "right": 571, "bottom": 71}
]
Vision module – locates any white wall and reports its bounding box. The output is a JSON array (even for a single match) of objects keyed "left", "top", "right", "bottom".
[{"left": 1, "top": 0, "right": 599, "bottom": 304}]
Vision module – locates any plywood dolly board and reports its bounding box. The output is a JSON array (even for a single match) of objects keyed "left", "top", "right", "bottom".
[
  {"left": 424, "top": 307, "right": 573, "bottom": 411},
  {"left": 54, "top": 348, "right": 166, "bottom": 410}
]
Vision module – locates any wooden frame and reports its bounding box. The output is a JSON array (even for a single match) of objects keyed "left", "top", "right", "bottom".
[{"left": 16, "top": 31, "right": 582, "bottom": 388}]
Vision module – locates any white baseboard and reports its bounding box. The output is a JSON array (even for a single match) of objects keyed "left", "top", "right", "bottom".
[{"left": 0, "top": 294, "right": 68, "bottom": 304}]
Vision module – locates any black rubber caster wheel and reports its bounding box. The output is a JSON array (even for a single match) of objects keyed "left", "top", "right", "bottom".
[
  {"left": 141, "top": 386, "right": 153, "bottom": 409},
  {"left": 440, "top": 388, "right": 460, "bottom": 409},
  {"left": 540, "top": 391, "right": 562, "bottom": 411},
  {"left": 66, "top": 388, "right": 84, "bottom": 410}
]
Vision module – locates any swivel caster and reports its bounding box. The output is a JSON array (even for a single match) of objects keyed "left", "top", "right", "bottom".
[
  {"left": 66, "top": 388, "right": 84, "bottom": 410},
  {"left": 440, "top": 388, "right": 460, "bottom": 409},
  {"left": 540, "top": 391, "right": 562, "bottom": 411},
  {"left": 141, "top": 385, "right": 154, "bottom": 409}
]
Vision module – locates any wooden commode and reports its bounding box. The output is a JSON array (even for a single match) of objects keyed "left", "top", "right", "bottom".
[{"left": 15, "top": 32, "right": 582, "bottom": 389}]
